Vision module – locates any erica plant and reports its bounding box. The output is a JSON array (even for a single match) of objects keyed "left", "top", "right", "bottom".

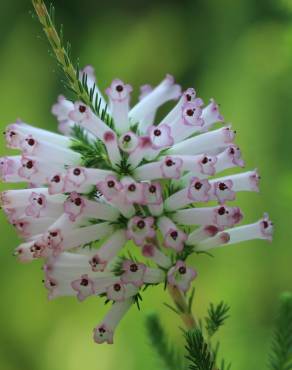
[{"left": 1, "top": 1, "right": 289, "bottom": 369}]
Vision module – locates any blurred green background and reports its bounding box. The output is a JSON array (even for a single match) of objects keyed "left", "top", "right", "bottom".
[{"left": 0, "top": 0, "right": 292, "bottom": 369}]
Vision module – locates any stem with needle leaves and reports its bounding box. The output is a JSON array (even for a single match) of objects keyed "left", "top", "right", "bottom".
[
  {"left": 31, "top": 0, "right": 101, "bottom": 114},
  {"left": 168, "top": 285, "right": 220, "bottom": 370}
]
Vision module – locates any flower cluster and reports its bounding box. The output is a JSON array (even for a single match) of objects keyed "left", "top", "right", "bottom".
[{"left": 0, "top": 66, "right": 273, "bottom": 344}]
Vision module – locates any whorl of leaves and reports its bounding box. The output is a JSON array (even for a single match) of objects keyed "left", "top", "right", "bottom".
[
  {"left": 70, "top": 125, "right": 111, "bottom": 169},
  {"left": 184, "top": 329, "right": 215, "bottom": 370},
  {"left": 205, "top": 302, "right": 230, "bottom": 338}
]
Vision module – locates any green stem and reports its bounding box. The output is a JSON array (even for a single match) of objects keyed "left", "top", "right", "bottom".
[
  {"left": 168, "top": 286, "right": 220, "bottom": 370},
  {"left": 168, "top": 284, "right": 197, "bottom": 330},
  {"left": 31, "top": 0, "right": 95, "bottom": 109}
]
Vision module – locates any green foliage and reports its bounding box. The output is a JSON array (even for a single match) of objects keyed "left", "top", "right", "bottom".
[
  {"left": 185, "top": 328, "right": 232, "bottom": 370},
  {"left": 115, "top": 151, "right": 133, "bottom": 176},
  {"left": 177, "top": 243, "right": 195, "bottom": 261},
  {"left": 70, "top": 124, "right": 111, "bottom": 169},
  {"left": 162, "top": 294, "right": 231, "bottom": 370},
  {"left": 110, "top": 214, "right": 129, "bottom": 229},
  {"left": 184, "top": 329, "right": 215, "bottom": 370},
  {"left": 145, "top": 313, "right": 185, "bottom": 370},
  {"left": 111, "top": 257, "right": 127, "bottom": 276},
  {"left": 133, "top": 292, "right": 143, "bottom": 310},
  {"left": 80, "top": 71, "right": 113, "bottom": 127},
  {"left": 268, "top": 292, "right": 292, "bottom": 370},
  {"left": 205, "top": 302, "right": 231, "bottom": 338},
  {"left": 85, "top": 187, "right": 102, "bottom": 200},
  {"left": 188, "top": 288, "right": 196, "bottom": 314},
  {"left": 165, "top": 181, "right": 182, "bottom": 198},
  {"left": 219, "top": 359, "right": 232, "bottom": 370}
]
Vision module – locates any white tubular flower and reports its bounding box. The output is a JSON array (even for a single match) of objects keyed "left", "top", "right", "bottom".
[
  {"left": 44, "top": 252, "right": 119, "bottom": 300},
  {"left": 106, "top": 79, "right": 133, "bottom": 134},
  {"left": 45, "top": 222, "right": 114, "bottom": 256},
  {"left": 129, "top": 74, "right": 181, "bottom": 132},
  {"left": 167, "top": 261, "right": 197, "bottom": 292},
  {"left": 160, "top": 88, "right": 201, "bottom": 126},
  {"left": 136, "top": 85, "right": 155, "bottom": 133},
  {"left": 4, "top": 120, "right": 70, "bottom": 147},
  {"left": 118, "top": 131, "right": 139, "bottom": 153},
  {"left": 1, "top": 69, "right": 273, "bottom": 344},
  {"left": 157, "top": 216, "right": 187, "bottom": 252},
  {"left": 167, "top": 125, "right": 236, "bottom": 156},
  {"left": 141, "top": 243, "right": 172, "bottom": 268},
  {"left": 186, "top": 225, "right": 220, "bottom": 245},
  {"left": 52, "top": 95, "right": 75, "bottom": 135},
  {"left": 106, "top": 282, "right": 139, "bottom": 302},
  {"left": 172, "top": 206, "right": 243, "bottom": 229},
  {"left": 120, "top": 177, "right": 146, "bottom": 205},
  {"left": 143, "top": 182, "right": 164, "bottom": 216},
  {"left": 194, "top": 214, "right": 273, "bottom": 252},
  {"left": 201, "top": 98, "right": 224, "bottom": 130},
  {"left": 121, "top": 260, "right": 147, "bottom": 287},
  {"left": 89, "top": 230, "right": 127, "bottom": 271},
  {"left": 1, "top": 188, "right": 65, "bottom": 219},
  {"left": 93, "top": 299, "right": 133, "bottom": 344},
  {"left": 126, "top": 216, "right": 155, "bottom": 245}
]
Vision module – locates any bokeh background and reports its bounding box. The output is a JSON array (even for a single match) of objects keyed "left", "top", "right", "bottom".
[{"left": 0, "top": 0, "right": 292, "bottom": 369}]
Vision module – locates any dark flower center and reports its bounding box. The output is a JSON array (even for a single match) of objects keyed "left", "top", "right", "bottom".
[
  {"left": 137, "top": 220, "right": 145, "bottom": 229},
  {"left": 218, "top": 207, "right": 226, "bottom": 215},
  {"left": 26, "top": 161, "right": 33, "bottom": 169},
  {"left": 218, "top": 182, "right": 228, "bottom": 191},
  {"left": 79, "top": 105, "right": 86, "bottom": 113},
  {"left": 92, "top": 256, "right": 99, "bottom": 265},
  {"left": 149, "top": 185, "right": 156, "bottom": 193},
  {"left": 74, "top": 197, "right": 82, "bottom": 206},
  {"left": 116, "top": 85, "right": 124, "bottom": 92},
  {"left": 27, "top": 138, "right": 35, "bottom": 146},
  {"left": 154, "top": 129, "right": 161, "bottom": 136},
  {"left": 130, "top": 264, "right": 138, "bottom": 272},
  {"left": 128, "top": 184, "right": 136, "bottom": 192},
  {"left": 34, "top": 243, "right": 42, "bottom": 251},
  {"left": 170, "top": 231, "right": 178, "bottom": 240},
  {"left": 52, "top": 175, "right": 60, "bottom": 183},
  {"left": 194, "top": 182, "right": 202, "bottom": 190},
  {"left": 107, "top": 180, "right": 115, "bottom": 188},
  {"left": 186, "top": 109, "right": 194, "bottom": 116},
  {"left": 73, "top": 168, "right": 81, "bottom": 176},
  {"left": 81, "top": 278, "right": 89, "bottom": 286},
  {"left": 166, "top": 159, "right": 174, "bottom": 167},
  {"left": 114, "top": 283, "right": 121, "bottom": 291},
  {"left": 263, "top": 221, "right": 269, "bottom": 229},
  {"left": 179, "top": 266, "right": 186, "bottom": 274},
  {"left": 123, "top": 135, "right": 131, "bottom": 142}
]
